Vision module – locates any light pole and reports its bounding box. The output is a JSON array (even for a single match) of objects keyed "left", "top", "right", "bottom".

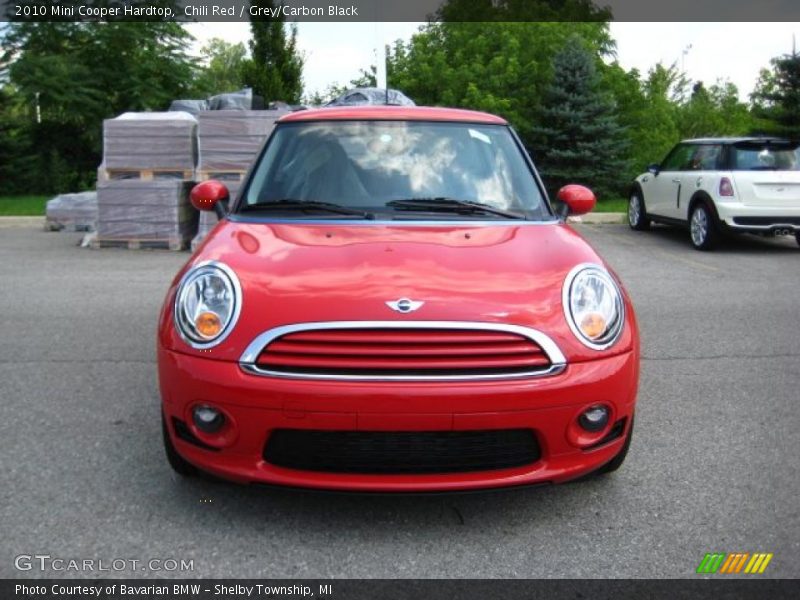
[{"left": 681, "top": 44, "right": 693, "bottom": 73}]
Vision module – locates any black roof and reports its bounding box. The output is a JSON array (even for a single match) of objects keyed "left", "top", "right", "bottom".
[{"left": 681, "top": 137, "right": 794, "bottom": 145}]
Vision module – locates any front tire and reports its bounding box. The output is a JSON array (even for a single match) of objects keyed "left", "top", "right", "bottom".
[
  {"left": 689, "top": 202, "right": 718, "bottom": 250},
  {"left": 597, "top": 417, "right": 634, "bottom": 475},
  {"left": 628, "top": 191, "right": 650, "bottom": 230},
  {"left": 795, "top": 232, "right": 800, "bottom": 247},
  {"left": 163, "top": 415, "right": 198, "bottom": 477}
]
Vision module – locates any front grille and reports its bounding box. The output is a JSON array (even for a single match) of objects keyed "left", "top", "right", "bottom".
[
  {"left": 254, "top": 327, "right": 553, "bottom": 378},
  {"left": 263, "top": 429, "right": 541, "bottom": 474},
  {"left": 733, "top": 216, "right": 800, "bottom": 226}
]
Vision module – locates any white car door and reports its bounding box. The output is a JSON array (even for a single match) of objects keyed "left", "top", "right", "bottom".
[
  {"left": 645, "top": 143, "right": 694, "bottom": 218},
  {"left": 670, "top": 143, "right": 724, "bottom": 220}
]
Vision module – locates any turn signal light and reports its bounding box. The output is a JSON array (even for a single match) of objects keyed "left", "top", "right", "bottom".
[
  {"left": 195, "top": 311, "right": 222, "bottom": 338},
  {"left": 579, "top": 313, "right": 607, "bottom": 340}
]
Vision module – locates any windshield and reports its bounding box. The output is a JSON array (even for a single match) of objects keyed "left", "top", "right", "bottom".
[
  {"left": 731, "top": 142, "right": 800, "bottom": 171},
  {"left": 239, "top": 120, "right": 550, "bottom": 220}
]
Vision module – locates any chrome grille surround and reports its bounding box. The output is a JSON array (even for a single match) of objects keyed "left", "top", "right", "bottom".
[{"left": 239, "top": 321, "right": 567, "bottom": 381}]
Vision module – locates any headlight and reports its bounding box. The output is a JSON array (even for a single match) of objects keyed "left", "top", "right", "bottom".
[
  {"left": 174, "top": 261, "right": 242, "bottom": 348},
  {"left": 563, "top": 264, "right": 624, "bottom": 350}
]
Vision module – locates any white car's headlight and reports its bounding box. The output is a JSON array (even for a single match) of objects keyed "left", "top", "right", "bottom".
[
  {"left": 563, "top": 264, "right": 624, "bottom": 350},
  {"left": 174, "top": 261, "right": 242, "bottom": 348}
]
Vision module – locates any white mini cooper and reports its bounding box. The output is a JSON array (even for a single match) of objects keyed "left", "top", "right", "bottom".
[{"left": 629, "top": 138, "right": 800, "bottom": 250}]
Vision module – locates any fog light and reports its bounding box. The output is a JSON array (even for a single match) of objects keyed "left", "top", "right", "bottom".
[
  {"left": 578, "top": 406, "right": 609, "bottom": 432},
  {"left": 192, "top": 405, "right": 224, "bottom": 433}
]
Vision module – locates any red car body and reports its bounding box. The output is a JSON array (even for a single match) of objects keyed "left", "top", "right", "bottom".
[{"left": 158, "top": 106, "right": 639, "bottom": 492}]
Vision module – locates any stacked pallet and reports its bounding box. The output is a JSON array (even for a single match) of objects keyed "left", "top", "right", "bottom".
[
  {"left": 98, "top": 112, "right": 197, "bottom": 181},
  {"left": 192, "top": 109, "right": 285, "bottom": 250},
  {"left": 94, "top": 112, "right": 198, "bottom": 250},
  {"left": 94, "top": 181, "right": 197, "bottom": 250},
  {"left": 45, "top": 192, "right": 98, "bottom": 232}
]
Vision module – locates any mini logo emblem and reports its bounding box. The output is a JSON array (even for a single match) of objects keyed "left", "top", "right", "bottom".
[{"left": 386, "top": 298, "right": 424, "bottom": 313}]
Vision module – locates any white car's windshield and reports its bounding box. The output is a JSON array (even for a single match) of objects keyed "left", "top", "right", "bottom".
[{"left": 240, "top": 120, "right": 550, "bottom": 220}]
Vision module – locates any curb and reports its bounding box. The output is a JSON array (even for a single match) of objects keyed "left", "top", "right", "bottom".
[
  {"left": 0, "top": 216, "right": 45, "bottom": 228},
  {"left": 568, "top": 213, "right": 626, "bottom": 224}
]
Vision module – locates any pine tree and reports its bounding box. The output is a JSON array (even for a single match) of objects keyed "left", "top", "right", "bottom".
[
  {"left": 532, "top": 36, "right": 629, "bottom": 201},
  {"left": 242, "top": 0, "right": 304, "bottom": 104},
  {"left": 752, "top": 50, "right": 800, "bottom": 139}
]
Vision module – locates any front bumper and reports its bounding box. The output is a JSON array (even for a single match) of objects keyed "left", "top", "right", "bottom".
[{"left": 159, "top": 346, "right": 638, "bottom": 492}]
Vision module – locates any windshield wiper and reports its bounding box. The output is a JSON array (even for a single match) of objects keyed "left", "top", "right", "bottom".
[
  {"left": 386, "top": 197, "right": 526, "bottom": 220},
  {"left": 241, "top": 199, "right": 375, "bottom": 219}
]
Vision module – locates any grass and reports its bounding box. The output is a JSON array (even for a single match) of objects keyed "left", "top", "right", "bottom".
[
  {"left": 0, "top": 195, "right": 50, "bottom": 216},
  {"left": 593, "top": 198, "right": 627, "bottom": 213}
]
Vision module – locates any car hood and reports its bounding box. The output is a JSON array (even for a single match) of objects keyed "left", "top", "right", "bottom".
[{"left": 159, "top": 220, "right": 635, "bottom": 362}]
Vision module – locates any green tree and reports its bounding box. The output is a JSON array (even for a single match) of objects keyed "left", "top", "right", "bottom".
[
  {"left": 751, "top": 50, "right": 800, "bottom": 138},
  {"left": 435, "top": 0, "right": 611, "bottom": 21},
  {"left": 305, "top": 65, "right": 378, "bottom": 105},
  {"left": 193, "top": 38, "right": 248, "bottom": 96},
  {"left": 599, "top": 62, "right": 673, "bottom": 179},
  {"left": 350, "top": 65, "right": 378, "bottom": 88},
  {"left": 0, "top": 16, "right": 197, "bottom": 193},
  {"left": 678, "top": 81, "right": 754, "bottom": 139},
  {"left": 707, "top": 81, "right": 755, "bottom": 134},
  {"left": 242, "top": 0, "right": 304, "bottom": 103},
  {"left": 387, "top": 21, "right": 612, "bottom": 146},
  {"left": 531, "top": 36, "right": 629, "bottom": 200},
  {"left": 0, "top": 85, "right": 38, "bottom": 194},
  {"left": 607, "top": 62, "right": 686, "bottom": 170}
]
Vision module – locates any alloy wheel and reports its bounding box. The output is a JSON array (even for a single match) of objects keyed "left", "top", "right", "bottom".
[
  {"left": 628, "top": 195, "right": 641, "bottom": 226},
  {"left": 690, "top": 206, "right": 709, "bottom": 247}
]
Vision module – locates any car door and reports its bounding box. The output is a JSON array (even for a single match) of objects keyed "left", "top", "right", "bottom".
[
  {"left": 669, "top": 143, "right": 724, "bottom": 220},
  {"left": 647, "top": 143, "right": 694, "bottom": 218}
]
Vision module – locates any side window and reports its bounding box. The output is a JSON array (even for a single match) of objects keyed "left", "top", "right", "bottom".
[
  {"left": 660, "top": 144, "right": 694, "bottom": 171},
  {"left": 687, "top": 144, "right": 722, "bottom": 171}
]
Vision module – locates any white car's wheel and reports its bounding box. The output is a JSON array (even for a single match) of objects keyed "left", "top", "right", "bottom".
[
  {"left": 795, "top": 232, "right": 800, "bottom": 247},
  {"left": 689, "top": 203, "right": 718, "bottom": 251},
  {"left": 628, "top": 192, "right": 650, "bottom": 231}
]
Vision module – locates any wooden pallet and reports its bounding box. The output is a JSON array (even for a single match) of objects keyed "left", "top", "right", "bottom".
[
  {"left": 89, "top": 237, "right": 189, "bottom": 251},
  {"left": 97, "top": 168, "right": 194, "bottom": 182},
  {"left": 196, "top": 170, "right": 246, "bottom": 183}
]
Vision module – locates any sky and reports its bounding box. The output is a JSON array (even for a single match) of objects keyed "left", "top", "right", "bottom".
[{"left": 185, "top": 22, "right": 800, "bottom": 102}]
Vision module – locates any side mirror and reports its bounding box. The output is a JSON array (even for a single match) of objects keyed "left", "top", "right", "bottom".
[
  {"left": 647, "top": 163, "right": 660, "bottom": 175},
  {"left": 556, "top": 184, "right": 596, "bottom": 217},
  {"left": 190, "top": 180, "right": 230, "bottom": 218}
]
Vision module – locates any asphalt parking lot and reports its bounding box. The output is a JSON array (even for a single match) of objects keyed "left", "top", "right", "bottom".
[{"left": 1, "top": 222, "right": 798, "bottom": 579}]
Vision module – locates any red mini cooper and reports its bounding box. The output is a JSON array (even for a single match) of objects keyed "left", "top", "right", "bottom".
[{"left": 158, "top": 106, "right": 639, "bottom": 492}]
